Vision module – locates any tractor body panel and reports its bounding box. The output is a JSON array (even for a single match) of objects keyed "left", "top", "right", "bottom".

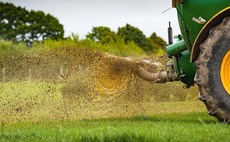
[
  {"left": 166, "top": 0, "right": 230, "bottom": 86},
  {"left": 191, "top": 7, "right": 230, "bottom": 62},
  {"left": 172, "top": 50, "right": 196, "bottom": 86},
  {"left": 138, "top": 1, "right": 230, "bottom": 87},
  {"left": 176, "top": 0, "right": 230, "bottom": 51}
]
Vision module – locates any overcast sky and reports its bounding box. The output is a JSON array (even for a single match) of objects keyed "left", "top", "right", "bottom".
[{"left": 2, "top": 0, "right": 181, "bottom": 41}]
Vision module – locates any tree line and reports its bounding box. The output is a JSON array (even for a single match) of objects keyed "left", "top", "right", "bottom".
[
  {"left": 0, "top": 2, "right": 64, "bottom": 46},
  {"left": 86, "top": 25, "right": 167, "bottom": 53},
  {"left": 0, "top": 2, "right": 166, "bottom": 54}
]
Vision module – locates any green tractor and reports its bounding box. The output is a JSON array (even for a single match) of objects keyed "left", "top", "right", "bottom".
[{"left": 136, "top": 0, "right": 230, "bottom": 122}]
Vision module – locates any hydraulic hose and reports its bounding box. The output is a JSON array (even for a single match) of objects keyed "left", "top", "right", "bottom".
[{"left": 136, "top": 67, "right": 168, "bottom": 83}]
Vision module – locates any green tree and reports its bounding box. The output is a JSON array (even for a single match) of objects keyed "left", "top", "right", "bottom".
[
  {"left": 148, "top": 32, "right": 167, "bottom": 51},
  {"left": 0, "top": 2, "right": 26, "bottom": 41},
  {"left": 0, "top": 2, "right": 64, "bottom": 46},
  {"left": 86, "top": 26, "right": 117, "bottom": 44},
  {"left": 117, "top": 24, "right": 151, "bottom": 52}
]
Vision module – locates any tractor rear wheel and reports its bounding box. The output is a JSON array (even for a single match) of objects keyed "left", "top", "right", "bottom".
[{"left": 195, "top": 16, "right": 230, "bottom": 122}]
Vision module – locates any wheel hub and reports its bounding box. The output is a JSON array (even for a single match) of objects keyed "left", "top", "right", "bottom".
[{"left": 220, "top": 49, "right": 230, "bottom": 95}]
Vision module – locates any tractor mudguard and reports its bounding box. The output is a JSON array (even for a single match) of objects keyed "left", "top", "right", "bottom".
[{"left": 191, "top": 6, "right": 230, "bottom": 62}]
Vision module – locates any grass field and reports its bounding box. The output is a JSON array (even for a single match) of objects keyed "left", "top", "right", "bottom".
[
  {"left": 1, "top": 112, "right": 230, "bottom": 142},
  {"left": 0, "top": 46, "right": 225, "bottom": 142},
  {"left": 1, "top": 38, "right": 229, "bottom": 142},
  {"left": 1, "top": 81, "right": 229, "bottom": 142}
]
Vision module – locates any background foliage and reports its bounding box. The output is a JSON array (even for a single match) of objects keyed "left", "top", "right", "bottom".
[
  {"left": 86, "top": 25, "right": 167, "bottom": 55},
  {"left": 0, "top": 2, "right": 64, "bottom": 46},
  {"left": 0, "top": 1, "right": 166, "bottom": 55}
]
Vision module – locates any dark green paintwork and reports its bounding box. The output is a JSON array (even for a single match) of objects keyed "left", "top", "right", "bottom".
[
  {"left": 173, "top": 50, "right": 196, "bottom": 86},
  {"left": 168, "top": 0, "right": 230, "bottom": 86},
  {"left": 166, "top": 40, "right": 186, "bottom": 57},
  {"left": 176, "top": 0, "right": 230, "bottom": 50}
]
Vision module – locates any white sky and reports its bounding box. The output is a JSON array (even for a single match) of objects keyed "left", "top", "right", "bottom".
[{"left": 1, "top": 0, "right": 181, "bottom": 41}]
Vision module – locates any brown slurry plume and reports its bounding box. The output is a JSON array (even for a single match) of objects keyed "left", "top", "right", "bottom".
[
  {"left": 0, "top": 47, "right": 200, "bottom": 123},
  {"left": 61, "top": 49, "right": 150, "bottom": 119}
]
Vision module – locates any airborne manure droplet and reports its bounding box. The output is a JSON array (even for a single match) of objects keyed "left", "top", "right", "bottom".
[{"left": 0, "top": 47, "right": 198, "bottom": 123}]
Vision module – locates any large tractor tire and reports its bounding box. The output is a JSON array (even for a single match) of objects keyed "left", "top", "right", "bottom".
[{"left": 195, "top": 16, "right": 230, "bottom": 122}]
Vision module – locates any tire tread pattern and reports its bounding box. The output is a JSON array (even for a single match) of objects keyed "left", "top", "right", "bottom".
[{"left": 194, "top": 16, "right": 230, "bottom": 123}]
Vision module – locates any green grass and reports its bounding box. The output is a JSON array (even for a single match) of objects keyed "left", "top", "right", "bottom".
[
  {"left": 1, "top": 112, "right": 229, "bottom": 142},
  {"left": 0, "top": 81, "right": 221, "bottom": 142},
  {"left": 0, "top": 38, "right": 147, "bottom": 58},
  {"left": 0, "top": 42, "right": 225, "bottom": 142}
]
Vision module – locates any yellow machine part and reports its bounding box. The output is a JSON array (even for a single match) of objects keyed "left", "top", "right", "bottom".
[{"left": 220, "top": 50, "right": 230, "bottom": 95}]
